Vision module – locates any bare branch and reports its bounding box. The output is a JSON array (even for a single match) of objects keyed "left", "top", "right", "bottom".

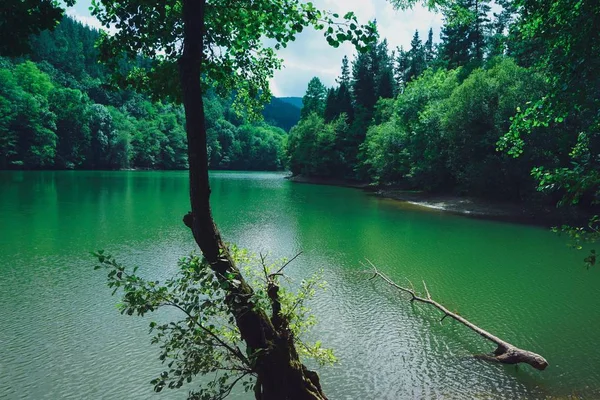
[
  {"left": 363, "top": 261, "right": 549, "bottom": 371},
  {"left": 270, "top": 251, "right": 303, "bottom": 278},
  {"left": 423, "top": 280, "right": 431, "bottom": 300},
  {"left": 259, "top": 252, "right": 269, "bottom": 282}
]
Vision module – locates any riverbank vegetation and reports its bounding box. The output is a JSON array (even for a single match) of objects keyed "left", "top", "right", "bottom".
[
  {"left": 0, "top": 16, "right": 294, "bottom": 171},
  {"left": 288, "top": 0, "right": 600, "bottom": 230}
]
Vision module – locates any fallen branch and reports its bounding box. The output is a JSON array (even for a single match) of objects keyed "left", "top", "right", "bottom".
[{"left": 363, "top": 259, "right": 548, "bottom": 371}]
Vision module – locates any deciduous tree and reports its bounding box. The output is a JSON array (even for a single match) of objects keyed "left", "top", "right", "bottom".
[{"left": 90, "top": 0, "right": 376, "bottom": 397}]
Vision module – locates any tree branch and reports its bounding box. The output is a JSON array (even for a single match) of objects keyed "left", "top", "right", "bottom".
[
  {"left": 269, "top": 251, "right": 303, "bottom": 279},
  {"left": 363, "top": 259, "right": 549, "bottom": 371},
  {"left": 214, "top": 372, "right": 251, "bottom": 400},
  {"left": 165, "top": 301, "right": 251, "bottom": 366}
]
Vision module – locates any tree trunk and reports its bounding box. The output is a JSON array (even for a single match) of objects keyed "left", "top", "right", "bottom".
[{"left": 178, "top": 0, "right": 326, "bottom": 398}]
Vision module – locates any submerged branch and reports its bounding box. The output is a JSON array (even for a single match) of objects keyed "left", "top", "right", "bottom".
[{"left": 362, "top": 259, "right": 548, "bottom": 371}]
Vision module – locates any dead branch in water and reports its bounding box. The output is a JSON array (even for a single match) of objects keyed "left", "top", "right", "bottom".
[{"left": 362, "top": 259, "right": 548, "bottom": 371}]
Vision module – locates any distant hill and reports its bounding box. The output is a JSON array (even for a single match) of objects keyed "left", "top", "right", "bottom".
[
  {"left": 262, "top": 97, "right": 302, "bottom": 132},
  {"left": 278, "top": 97, "right": 303, "bottom": 109}
]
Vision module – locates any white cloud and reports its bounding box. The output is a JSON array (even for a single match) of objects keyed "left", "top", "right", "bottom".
[
  {"left": 271, "top": 0, "right": 443, "bottom": 97},
  {"left": 66, "top": 8, "right": 118, "bottom": 35},
  {"left": 67, "top": 0, "right": 443, "bottom": 97},
  {"left": 66, "top": 10, "right": 102, "bottom": 31}
]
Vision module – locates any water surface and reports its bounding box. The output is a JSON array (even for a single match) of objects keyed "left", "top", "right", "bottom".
[{"left": 1, "top": 171, "right": 598, "bottom": 399}]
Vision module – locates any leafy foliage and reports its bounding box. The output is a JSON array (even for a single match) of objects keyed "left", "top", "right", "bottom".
[
  {"left": 0, "top": 0, "right": 74, "bottom": 56},
  {"left": 0, "top": 16, "right": 291, "bottom": 171},
  {"left": 284, "top": 0, "right": 600, "bottom": 264},
  {"left": 288, "top": 113, "right": 349, "bottom": 178},
  {"left": 94, "top": 248, "right": 333, "bottom": 399},
  {"left": 86, "top": 0, "right": 378, "bottom": 397},
  {"left": 301, "top": 77, "right": 327, "bottom": 119},
  {"left": 91, "top": 0, "right": 377, "bottom": 113},
  {"left": 498, "top": 0, "right": 600, "bottom": 260},
  {"left": 287, "top": 0, "right": 599, "bottom": 214}
]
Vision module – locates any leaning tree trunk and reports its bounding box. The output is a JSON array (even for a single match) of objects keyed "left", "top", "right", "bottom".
[{"left": 178, "top": 0, "right": 326, "bottom": 398}]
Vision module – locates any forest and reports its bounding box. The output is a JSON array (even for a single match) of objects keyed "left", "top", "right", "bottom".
[
  {"left": 289, "top": 0, "right": 600, "bottom": 214},
  {"left": 0, "top": 16, "right": 298, "bottom": 171},
  {"left": 1, "top": 1, "right": 599, "bottom": 399}
]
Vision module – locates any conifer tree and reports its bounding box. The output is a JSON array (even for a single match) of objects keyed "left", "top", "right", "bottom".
[
  {"left": 323, "top": 87, "right": 338, "bottom": 123},
  {"left": 407, "top": 30, "right": 425, "bottom": 82},
  {"left": 424, "top": 27, "right": 435, "bottom": 66},
  {"left": 438, "top": 0, "right": 491, "bottom": 68},
  {"left": 352, "top": 51, "right": 376, "bottom": 112},
  {"left": 375, "top": 40, "right": 394, "bottom": 99},
  {"left": 489, "top": 0, "right": 519, "bottom": 60},
  {"left": 339, "top": 55, "right": 351, "bottom": 86},
  {"left": 377, "top": 66, "right": 395, "bottom": 99},
  {"left": 336, "top": 56, "right": 354, "bottom": 123},
  {"left": 471, "top": 0, "right": 491, "bottom": 62},
  {"left": 394, "top": 46, "right": 409, "bottom": 92},
  {"left": 300, "top": 77, "right": 327, "bottom": 119}
]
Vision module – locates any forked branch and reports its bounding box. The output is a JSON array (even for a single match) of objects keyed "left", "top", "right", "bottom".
[{"left": 362, "top": 260, "right": 548, "bottom": 371}]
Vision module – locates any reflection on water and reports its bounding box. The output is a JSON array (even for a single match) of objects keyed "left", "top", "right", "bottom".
[{"left": 0, "top": 171, "right": 599, "bottom": 399}]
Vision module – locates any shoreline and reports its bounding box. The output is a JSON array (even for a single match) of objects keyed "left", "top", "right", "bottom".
[{"left": 286, "top": 175, "right": 586, "bottom": 227}]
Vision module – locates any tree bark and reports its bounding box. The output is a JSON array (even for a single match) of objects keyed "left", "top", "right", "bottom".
[
  {"left": 178, "top": 0, "right": 326, "bottom": 398},
  {"left": 365, "top": 260, "right": 548, "bottom": 371}
]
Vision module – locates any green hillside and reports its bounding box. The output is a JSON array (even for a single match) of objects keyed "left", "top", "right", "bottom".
[
  {"left": 278, "top": 97, "right": 303, "bottom": 109},
  {"left": 0, "top": 16, "right": 288, "bottom": 171},
  {"left": 262, "top": 97, "right": 301, "bottom": 131}
]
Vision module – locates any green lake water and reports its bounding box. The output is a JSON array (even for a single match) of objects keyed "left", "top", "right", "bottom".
[{"left": 1, "top": 171, "right": 599, "bottom": 399}]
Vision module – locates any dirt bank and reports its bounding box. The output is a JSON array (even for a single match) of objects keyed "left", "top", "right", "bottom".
[{"left": 287, "top": 175, "right": 584, "bottom": 227}]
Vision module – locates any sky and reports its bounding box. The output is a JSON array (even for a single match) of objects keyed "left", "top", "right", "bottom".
[{"left": 67, "top": 0, "right": 443, "bottom": 97}]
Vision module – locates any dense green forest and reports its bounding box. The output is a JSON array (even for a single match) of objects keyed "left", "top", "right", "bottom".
[
  {"left": 289, "top": 0, "right": 600, "bottom": 214},
  {"left": 0, "top": 16, "right": 298, "bottom": 171},
  {"left": 2, "top": 1, "right": 598, "bottom": 399}
]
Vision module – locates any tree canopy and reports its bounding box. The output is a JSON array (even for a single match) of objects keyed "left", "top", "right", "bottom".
[
  {"left": 287, "top": 0, "right": 600, "bottom": 240},
  {"left": 0, "top": 15, "right": 296, "bottom": 171},
  {"left": 0, "top": 0, "right": 74, "bottom": 56}
]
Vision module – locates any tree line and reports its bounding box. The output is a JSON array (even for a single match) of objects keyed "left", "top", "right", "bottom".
[
  {"left": 288, "top": 0, "right": 600, "bottom": 214},
  {"left": 0, "top": 16, "right": 291, "bottom": 171}
]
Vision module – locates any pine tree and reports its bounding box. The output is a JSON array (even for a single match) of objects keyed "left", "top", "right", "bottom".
[
  {"left": 323, "top": 87, "right": 338, "bottom": 123},
  {"left": 438, "top": 0, "right": 491, "bottom": 68},
  {"left": 407, "top": 30, "right": 425, "bottom": 82},
  {"left": 338, "top": 55, "right": 351, "bottom": 87},
  {"left": 377, "top": 67, "right": 394, "bottom": 99},
  {"left": 349, "top": 48, "right": 380, "bottom": 174},
  {"left": 336, "top": 56, "right": 354, "bottom": 122},
  {"left": 471, "top": 0, "right": 491, "bottom": 62},
  {"left": 394, "top": 46, "right": 409, "bottom": 92},
  {"left": 336, "top": 85, "right": 353, "bottom": 123},
  {"left": 375, "top": 40, "right": 394, "bottom": 99},
  {"left": 300, "top": 77, "right": 327, "bottom": 119},
  {"left": 352, "top": 51, "right": 376, "bottom": 112},
  {"left": 488, "top": 0, "right": 517, "bottom": 58},
  {"left": 424, "top": 28, "right": 435, "bottom": 66}
]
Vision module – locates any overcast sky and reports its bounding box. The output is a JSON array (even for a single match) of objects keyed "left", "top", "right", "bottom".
[{"left": 67, "top": 0, "right": 443, "bottom": 97}]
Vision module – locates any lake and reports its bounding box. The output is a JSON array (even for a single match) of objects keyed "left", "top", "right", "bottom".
[{"left": 1, "top": 171, "right": 599, "bottom": 399}]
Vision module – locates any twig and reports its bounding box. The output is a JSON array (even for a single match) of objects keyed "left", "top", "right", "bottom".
[{"left": 270, "top": 251, "right": 303, "bottom": 278}]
